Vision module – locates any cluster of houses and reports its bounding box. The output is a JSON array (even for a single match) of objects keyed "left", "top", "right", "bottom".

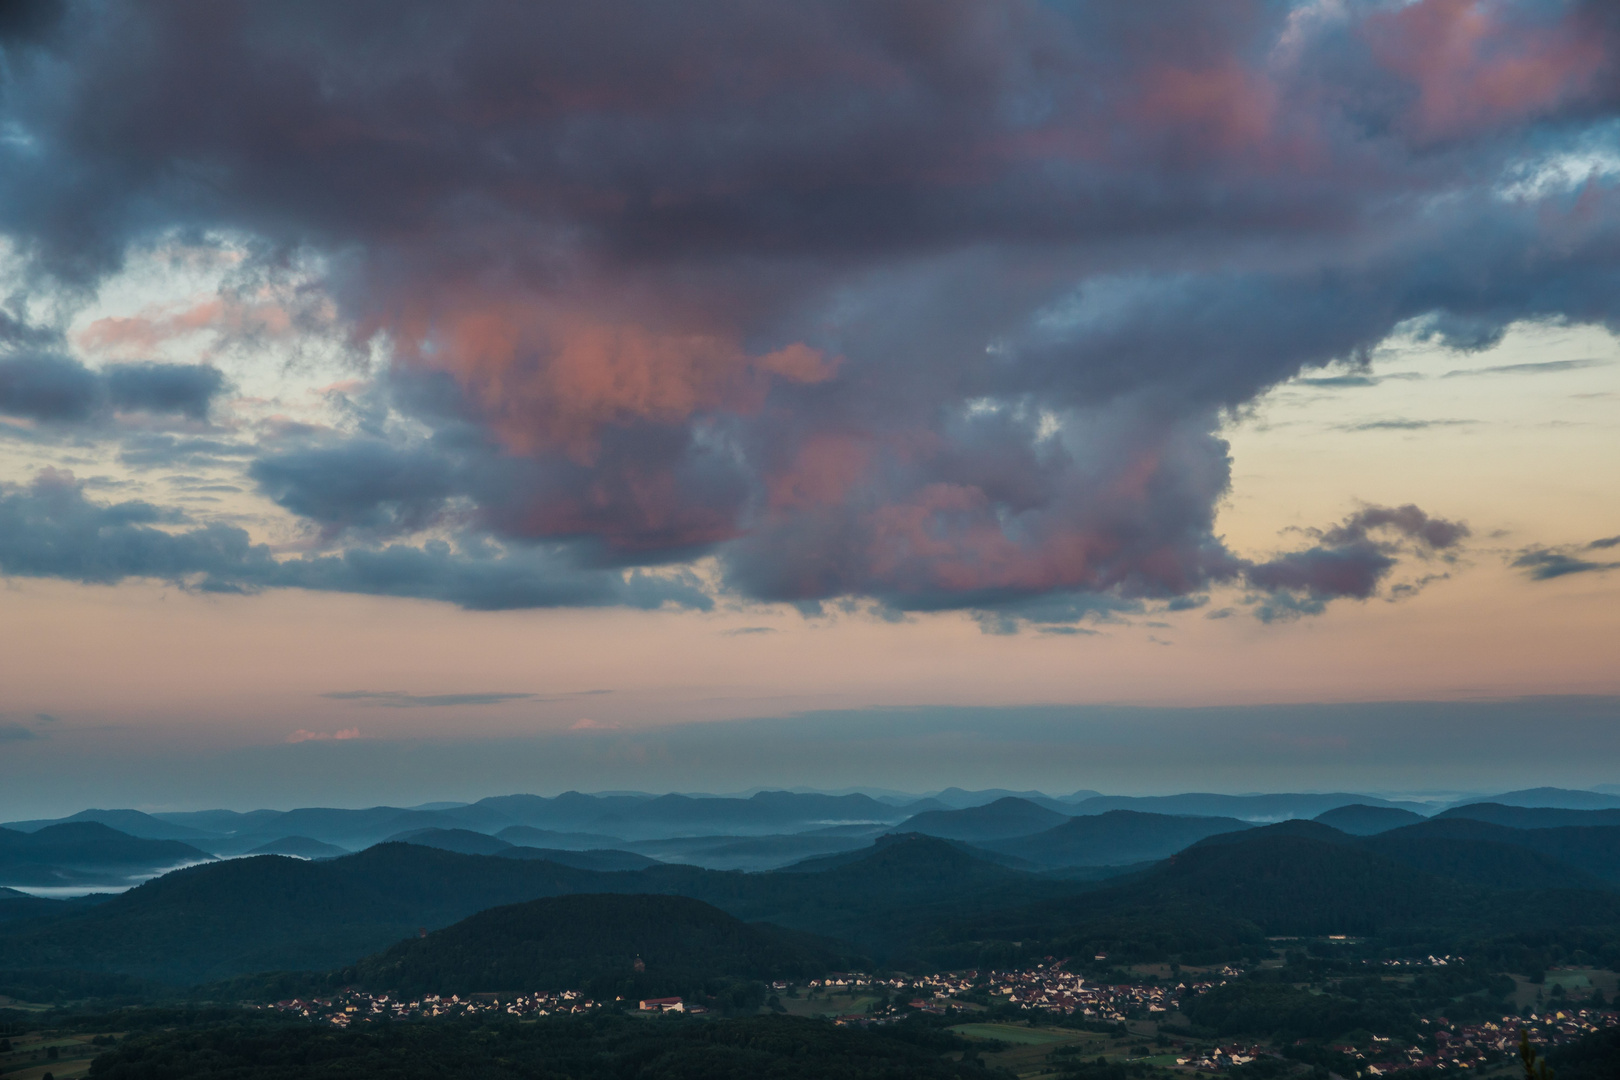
[
  {"left": 980, "top": 969, "right": 1182, "bottom": 1020},
  {"left": 1377, "top": 1010, "right": 1620, "bottom": 1073},
  {"left": 812, "top": 965, "right": 1212, "bottom": 1021},
  {"left": 1375, "top": 955, "right": 1463, "bottom": 968},
  {"left": 264, "top": 989, "right": 600, "bottom": 1025},
  {"left": 1177, "top": 1043, "right": 1266, "bottom": 1070}
]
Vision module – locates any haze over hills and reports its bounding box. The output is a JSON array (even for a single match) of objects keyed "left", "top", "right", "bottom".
[
  {"left": 0, "top": 823, "right": 212, "bottom": 888},
  {"left": 4, "top": 786, "right": 1620, "bottom": 993},
  {"left": 9, "top": 787, "right": 1620, "bottom": 897}
]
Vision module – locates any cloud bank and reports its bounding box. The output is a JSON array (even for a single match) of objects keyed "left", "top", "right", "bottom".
[{"left": 2, "top": 0, "right": 1617, "bottom": 624}]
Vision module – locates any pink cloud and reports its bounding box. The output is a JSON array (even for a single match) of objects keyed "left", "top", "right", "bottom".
[
  {"left": 287, "top": 727, "right": 362, "bottom": 743},
  {"left": 1365, "top": 0, "right": 1609, "bottom": 141}
]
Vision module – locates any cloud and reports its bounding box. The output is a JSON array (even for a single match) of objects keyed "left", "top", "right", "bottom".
[
  {"left": 1337, "top": 419, "right": 1476, "bottom": 432},
  {"left": 0, "top": 722, "right": 40, "bottom": 742},
  {"left": 1244, "top": 504, "right": 1470, "bottom": 619},
  {"left": 1442, "top": 358, "right": 1608, "bottom": 378},
  {"left": 569, "top": 718, "right": 622, "bottom": 731},
  {"left": 321, "top": 691, "right": 538, "bottom": 708},
  {"left": 721, "top": 627, "right": 777, "bottom": 636},
  {"left": 0, "top": 468, "right": 713, "bottom": 611},
  {"left": 287, "top": 728, "right": 361, "bottom": 743},
  {"left": 0, "top": 0, "right": 1616, "bottom": 621},
  {"left": 1513, "top": 536, "right": 1620, "bottom": 580},
  {"left": 0, "top": 352, "right": 226, "bottom": 423}
]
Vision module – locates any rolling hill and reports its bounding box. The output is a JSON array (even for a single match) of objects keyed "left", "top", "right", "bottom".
[
  {"left": 1313, "top": 803, "right": 1427, "bottom": 835},
  {"left": 244, "top": 835, "right": 349, "bottom": 859},
  {"left": 1450, "top": 788, "right": 1620, "bottom": 811},
  {"left": 896, "top": 797, "right": 1070, "bottom": 842},
  {"left": 1377, "top": 817, "right": 1620, "bottom": 884},
  {"left": 1070, "top": 792, "right": 1427, "bottom": 820},
  {"left": 1438, "top": 803, "right": 1620, "bottom": 829},
  {"left": 498, "top": 847, "right": 663, "bottom": 871},
  {"left": 0, "top": 834, "right": 1081, "bottom": 982},
  {"left": 386, "top": 827, "right": 514, "bottom": 856},
  {"left": 349, "top": 893, "right": 845, "bottom": 997},
  {"left": 990, "top": 809, "right": 1252, "bottom": 867}
]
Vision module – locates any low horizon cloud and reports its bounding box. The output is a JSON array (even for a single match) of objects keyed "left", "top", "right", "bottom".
[
  {"left": 286, "top": 728, "right": 362, "bottom": 744},
  {"left": 321, "top": 691, "right": 539, "bottom": 708}
]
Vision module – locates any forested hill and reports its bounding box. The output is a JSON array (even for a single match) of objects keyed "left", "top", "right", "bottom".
[
  {"left": 0, "top": 836, "right": 1079, "bottom": 984},
  {"left": 348, "top": 893, "right": 849, "bottom": 999},
  {"left": 918, "top": 822, "right": 1620, "bottom": 971}
]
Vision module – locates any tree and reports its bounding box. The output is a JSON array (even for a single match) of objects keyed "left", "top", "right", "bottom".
[{"left": 1520, "top": 1029, "right": 1553, "bottom": 1080}]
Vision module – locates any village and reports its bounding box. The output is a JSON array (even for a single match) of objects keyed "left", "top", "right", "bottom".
[
  {"left": 265, "top": 988, "right": 603, "bottom": 1025},
  {"left": 261, "top": 965, "right": 1620, "bottom": 1075}
]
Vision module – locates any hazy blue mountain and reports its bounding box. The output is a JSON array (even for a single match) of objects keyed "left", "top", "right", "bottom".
[
  {"left": 1439, "top": 803, "right": 1620, "bottom": 828},
  {"left": 989, "top": 809, "right": 1252, "bottom": 867},
  {"left": 887, "top": 798, "right": 953, "bottom": 816},
  {"left": 0, "top": 823, "right": 213, "bottom": 887},
  {"left": 1071, "top": 792, "right": 1425, "bottom": 820},
  {"left": 244, "top": 836, "right": 349, "bottom": 859},
  {"left": 151, "top": 809, "right": 286, "bottom": 835},
  {"left": 584, "top": 791, "right": 904, "bottom": 839},
  {"left": 2, "top": 809, "right": 219, "bottom": 842},
  {"left": 349, "top": 893, "right": 839, "bottom": 997},
  {"left": 495, "top": 825, "right": 628, "bottom": 849},
  {"left": 618, "top": 832, "right": 874, "bottom": 871},
  {"left": 926, "top": 788, "right": 1070, "bottom": 811},
  {"left": 1313, "top": 803, "right": 1428, "bottom": 835},
  {"left": 385, "top": 827, "right": 515, "bottom": 856},
  {"left": 782, "top": 833, "right": 1034, "bottom": 873},
  {"left": 498, "top": 847, "right": 663, "bottom": 871},
  {"left": 474, "top": 791, "right": 655, "bottom": 829},
  {"left": 1450, "top": 787, "right": 1620, "bottom": 811},
  {"left": 897, "top": 797, "right": 1070, "bottom": 842}
]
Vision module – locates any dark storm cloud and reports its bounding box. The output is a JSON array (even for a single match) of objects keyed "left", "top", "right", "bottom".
[
  {"left": 0, "top": 469, "right": 711, "bottom": 611},
  {"left": 0, "top": 0, "right": 1617, "bottom": 618},
  {"left": 0, "top": 352, "right": 225, "bottom": 423}
]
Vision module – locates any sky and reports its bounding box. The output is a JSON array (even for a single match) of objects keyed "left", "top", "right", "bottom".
[{"left": 0, "top": 0, "right": 1618, "bottom": 815}]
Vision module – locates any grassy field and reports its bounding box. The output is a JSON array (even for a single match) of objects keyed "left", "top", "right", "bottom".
[
  {"left": 949, "top": 1022, "right": 1080, "bottom": 1045},
  {"left": 949, "top": 1022, "right": 1128, "bottom": 1078},
  {"left": 0, "top": 1031, "right": 116, "bottom": 1080}
]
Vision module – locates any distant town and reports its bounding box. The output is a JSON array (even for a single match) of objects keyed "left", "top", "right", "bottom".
[{"left": 263, "top": 961, "right": 1620, "bottom": 1074}]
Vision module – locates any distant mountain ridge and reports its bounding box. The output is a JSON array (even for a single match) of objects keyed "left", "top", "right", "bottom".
[
  {"left": 1069, "top": 792, "right": 1430, "bottom": 820},
  {"left": 1447, "top": 788, "right": 1620, "bottom": 812}
]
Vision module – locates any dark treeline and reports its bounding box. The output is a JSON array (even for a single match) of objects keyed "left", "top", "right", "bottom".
[{"left": 78, "top": 1012, "right": 993, "bottom": 1080}]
